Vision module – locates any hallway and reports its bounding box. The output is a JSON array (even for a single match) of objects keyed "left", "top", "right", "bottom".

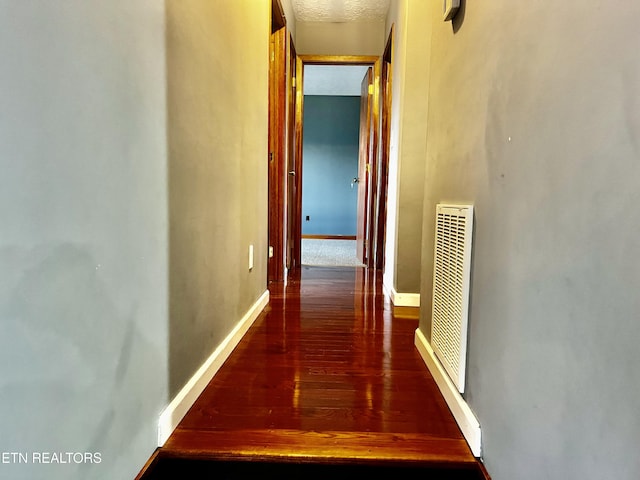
[{"left": 141, "top": 267, "right": 488, "bottom": 479}]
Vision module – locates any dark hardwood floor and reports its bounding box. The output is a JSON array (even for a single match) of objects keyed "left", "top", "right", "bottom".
[{"left": 140, "top": 266, "right": 489, "bottom": 479}]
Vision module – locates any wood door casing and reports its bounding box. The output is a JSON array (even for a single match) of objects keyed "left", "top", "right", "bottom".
[
  {"left": 285, "top": 34, "right": 298, "bottom": 271},
  {"left": 295, "top": 55, "right": 380, "bottom": 272},
  {"left": 289, "top": 54, "right": 304, "bottom": 270},
  {"left": 374, "top": 28, "right": 393, "bottom": 271},
  {"left": 268, "top": 16, "right": 287, "bottom": 282},
  {"left": 356, "top": 67, "right": 373, "bottom": 264}
]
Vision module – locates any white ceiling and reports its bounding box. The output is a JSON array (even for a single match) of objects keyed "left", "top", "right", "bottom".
[
  {"left": 304, "top": 65, "right": 370, "bottom": 96},
  {"left": 290, "top": 0, "right": 391, "bottom": 23}
]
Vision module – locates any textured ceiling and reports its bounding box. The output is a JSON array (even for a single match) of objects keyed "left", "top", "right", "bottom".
[{"left": 291, "top": 0, "right": 391, "bottom": 22}]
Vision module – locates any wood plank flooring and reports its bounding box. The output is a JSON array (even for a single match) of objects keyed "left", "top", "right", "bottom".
[{"left": 141, "top": 266, "right": 488, "bottom": 479}]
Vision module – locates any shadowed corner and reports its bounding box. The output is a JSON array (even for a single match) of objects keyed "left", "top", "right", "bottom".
[{"left": 452, "top": 0, "right": 466, "bottom": 34}]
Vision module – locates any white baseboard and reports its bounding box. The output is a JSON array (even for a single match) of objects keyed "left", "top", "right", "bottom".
[
  {"left": 157, "top": 290, "right": 270, "bottom": 446},
  {"left": 414, "top": 328, "right": 482, "bottom": 457},
  {"left": 383, "top": 281, "right": 420, "bottom": 307}
]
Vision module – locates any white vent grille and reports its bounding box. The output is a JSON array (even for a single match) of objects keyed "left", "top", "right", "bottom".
[{"left": 431, "top": 204, "right": 474, "bottom": 393}]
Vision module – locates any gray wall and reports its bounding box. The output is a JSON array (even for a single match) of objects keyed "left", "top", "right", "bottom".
[
  {"left": 302, "top": 96, "right": 361, "bottom": 236},
  {"left": 418, "top": 1, "right": 640, "bottom": 479},
  {"left": 0, "top": 1, "right": 168, "bottom": 479},
  {"left": 166, "top": 0, "right": 269, "bottom": 397},
  {"left": 383, "top": 1, "right": 429, "bottom": 295},
  {"left": 0, "top": 1, "right": 270, "bottom": 478}
]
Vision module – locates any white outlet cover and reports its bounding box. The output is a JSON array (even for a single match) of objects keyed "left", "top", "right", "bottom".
[{"left": 443, "top": 0, "right": 460, "bottom": 21}]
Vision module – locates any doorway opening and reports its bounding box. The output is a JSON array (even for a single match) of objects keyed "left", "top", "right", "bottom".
[
  {"left": 300, "top": 64, "right": 370, "bottom": 267},
  {"left": 268, "top": 24, "right": 394, "bottom": 281},
  {"left": 294, "top": 54, "right": 384, "bottom": 272}
]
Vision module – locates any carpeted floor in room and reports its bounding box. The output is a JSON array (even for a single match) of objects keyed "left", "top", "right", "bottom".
[{"left": 301, "top": 239, "right": 365, "bottom": 267}]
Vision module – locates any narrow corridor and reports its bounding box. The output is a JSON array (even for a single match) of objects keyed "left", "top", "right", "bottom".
[{"left": 142, "top": 267, "right": 487, "bottom": 478}]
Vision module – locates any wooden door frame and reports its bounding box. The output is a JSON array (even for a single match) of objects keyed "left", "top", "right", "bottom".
[
  {"left": 285, "top": 34, "right": 298, "bottom": 272},
  {"left": 289, "top": 53, "right": 304, "bottom": 271},
  {"left": 268, "top": 24, "right": 287, "bottom": 282},
  {"left": 267, "top": 0, "right": 289, "bottom": 283},
  {"left": 292, "top": 54, "right": 385, "bottom": 270},
  {"left": 375, "top": 27, "right": 393, "bottom": 271},
  {"left": 356, "top": 66, "right": 374, "bottom": 265}
]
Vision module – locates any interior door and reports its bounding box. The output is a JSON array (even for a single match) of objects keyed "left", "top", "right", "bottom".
[
  {"left": 356, "top": 67, "right": 373, "bottom": 264},
  {"left": 285, "top": 36, "right": 298, "bottom": 271}
]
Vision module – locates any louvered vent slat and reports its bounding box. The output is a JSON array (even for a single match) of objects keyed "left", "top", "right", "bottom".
[{"left": 430, "top": 204, "right": 474, "bottom": 393}]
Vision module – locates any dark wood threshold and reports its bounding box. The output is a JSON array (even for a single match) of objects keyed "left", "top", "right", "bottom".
[
  {"left": 161, "top": 428, "right": 477, "bottom": 467},
  {"left": 302, "top": 234, "right": 357, "bottom": 240}
]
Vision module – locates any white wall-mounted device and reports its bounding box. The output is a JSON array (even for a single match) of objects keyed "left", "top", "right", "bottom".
[{"left": 443, "top": 0, "right": 460, "bottom": 21}]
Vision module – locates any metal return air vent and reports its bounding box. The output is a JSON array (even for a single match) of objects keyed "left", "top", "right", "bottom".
[{"left": 430, "top": 204, "right": 474, "bottom": 393}]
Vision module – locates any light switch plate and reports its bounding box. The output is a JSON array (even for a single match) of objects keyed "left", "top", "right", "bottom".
[{"left": 443, "top": 0, "right": 460, "bottom": 21}]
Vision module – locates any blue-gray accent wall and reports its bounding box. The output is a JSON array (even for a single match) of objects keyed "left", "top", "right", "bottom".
[
  {"left": 302, "top": 95, "right": 361, "bottom": 236},
  {"left": 0, "top": 2, "right": 168, "bottom": 479}
]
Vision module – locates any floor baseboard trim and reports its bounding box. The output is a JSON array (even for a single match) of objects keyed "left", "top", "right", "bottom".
[
  {"left": 383, "top": 281, "right": 420, "bottom": 307},
  {"left": 414, "top": 327, "right": 482, "bottom": 457},
  {"left": 157, "top": 289, "right": 270, "bottom": 446}
]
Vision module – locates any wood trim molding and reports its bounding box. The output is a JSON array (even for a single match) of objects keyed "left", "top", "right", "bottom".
[
  {"left": 268, "top": 25, "right": 288, "bottom": 282},
  {"left": 271, "top": 0, "right": 286, "bottom": 32},
  {"left": 302, "top": 234, "right": 357, "bottom": 240},
  {"left": 414, "top": 328, "right": 482, "bottom": 457},
  {"left": 299, "top": 54, "right": 379, "bottom": 65},
  {"left": 157, "top": 290, "right": 270, "bottom": 446},
  {"left": 375, "top": 27, "right": 393, "bottom": 270},
  {"left": 291, "top": 54, "right": 304, "bottom": 269}
]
